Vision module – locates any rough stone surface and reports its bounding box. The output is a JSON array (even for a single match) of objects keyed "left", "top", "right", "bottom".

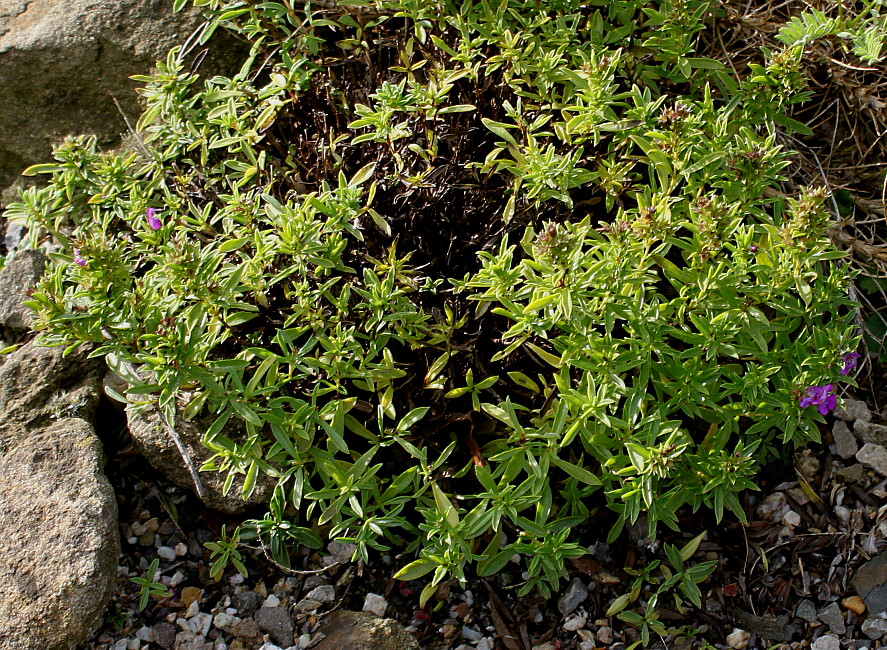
[
  {"left": 817, "top": 602, "right": 846, "bottom": 635},
  {"left": 0, "top": 248, "right": 44, "bottom": 330},
  {"left": 254, "top": 606, "right": 295, "bottom": 648},
  {"left": 835, "top": 399, "right": 871, "bottom": 422},
  {"left": 861, "top": 617, "right": 887, "bottom": 640},
  {"left": 796, "top": 599, "right": 817, "bottom": 622},
  {"left": 852, "top": 551, "right": 887, "bottom": 616},
  {"left": 0, "top": 339, "right": 104, "bottom": 454},
  {"left": 0, "top": 418, "right": 119, "bottom": 649},
  {"left": 857, "top": 443, "right": 887, "bottom": 477},
  {"left": 558, "top": 577, "right": 589, "bottom": 616},
  {"left": 854, "top": 420, "right": 887, "bottom": 446},
  {"left": 833, "top": 420, "right": 859, "bottom": 459},
  {"left": 811, "top": 635, "right": 840, "bottom": 650},
  {"left": 313, "top": 611, "right": 420, "bottom": 650},
  {"left": 126, "top": 397, "right": 275, "bottom": 514},
  {"left": 0, "top": 0, "right": 246, "bottom": 187}
]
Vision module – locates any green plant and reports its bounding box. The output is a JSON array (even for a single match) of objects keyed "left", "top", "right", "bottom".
[
  {"left": 205, "top": 524, "right": 249, "bottom": 581},
  {"left": 606, "top": 532, "right": 717, "bottom": 648},
  {"left": 130, "top": 558, "right": 172, "bottom": 611},
  {"left": 7, "top": 0, "right": 865, "bottom": 616}
]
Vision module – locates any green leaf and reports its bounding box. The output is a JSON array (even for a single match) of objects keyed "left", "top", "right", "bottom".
[
  {"left": 550, "top": 456, "right": 601, "bottom": 486},
  {"left": 394, "top": 558, "right": 436, "bottom": 581}
]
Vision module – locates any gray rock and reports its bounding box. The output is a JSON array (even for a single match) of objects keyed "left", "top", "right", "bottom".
[
  {"left": 0, "top": 340, "right": 104, "bottom": 454},
  {"left": 255, "top": 607, "right": 295, "bottom": 648},
  {"left": 852, "top": 551, "right": 887, "bottom": 616},
  {"left": 817, "top": 602, "right": 846, "bottom": 635},
  {"left": 0, "top": 418, "right": 119, "bottom": 649},
  {"left": 855, "top": 420, "right": 887, "bottom": 446},
  {"left": 861, "top": 617, "right": 887, "bottom": 640},
  {"left": 857, "top": 443, "right": 887, "bottom": 477},
  {"left": 307, "top": 584, "right": 336, "bottom": 604},
  {"left": 811, "top": 635, "right": 840, "bottom": 650},
  {"left": 126, "top": 397, "right": 275, "bottom": 514},
  {"left": 153, "top": 622, "right": 177, "bottom": 650},
  {"left": 362, "top": 592, "right": 388, "bottom": 617},
  {"left": 558, "top": 577, "right": 589, "bottom": 616},
  {"left": 0, "top": 0, "right": 246, "bottom": 187},
  {"left": 313, "top": 611, "right": 420, "bottom": 650},
  {"left": 796, "top": 599, "right": 817, "bottom": 622},
  {"left": 0, "top": 248, "right": 44, "bottom": 330},
  {"left": 835, "top": 399, "right": 871, "bottom": 422},
  {"left": 833, "top": 420, "right": 859, "bottom": 459},
  {"left": 233, "top": 590, "right": 264, "bottom": 616}
]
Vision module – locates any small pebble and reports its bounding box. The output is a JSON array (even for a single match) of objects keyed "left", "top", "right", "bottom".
[
  {"left": 812, "top": 635, "right": 841, "bottom": 650},
  {"left": 818, "top": 602, "right": 846, "bottom": 635},
  {"left": 298, "top": 634, "right": 312, "bottom": 649},
  {"left": 596, "top": 627, "right": 614, "bottom": 645},
  {"left": 363, "top": 593, "right": 388, "bottom": 617},
  {"left": 264, "top": 594, "right": 281, "bottom": 608},
  {"left": 157, "top": 546, "right": 176, "bottom": 561},
  {"left": 181, "top": 587, "right": 202, "bottom": 608},
  {"left": 228, "top": 573, "right": 245, "bottom": 586},
  {"left": 131, "top": 522, "right": 147, "bottom": 536},
  {"left": 726, "top": 628, "right": 750, "bottom": 649},
  {"left": 558, "top": 578, "right": 589, "bottom": 616},
  {"left": 462, "top": 626, "right": 484, "bottom": 642},
  {"left": 213, "top": 612, "right": 242, "bottom": 633},
  {"left": 135, "top": 626, "right": 154, "bottom": 642},
  {"left": 862, "top": 618, "right": 887, "bottom": 640},
  {"left": 191, "top": 612, "right": 212, "bottom": 636},
  {"left": 184, "top": 600, "right": 200, "bottom": 619},
  {"left": 175, "top": 542, "right": 188, "bottom": 557},
  {"left": 477, "top": 639, "right": 493, "bottom": 650},
  {"left": 782, "top": 510, "right": 802, "bottom": 528},
  {"left": 563, "top": 613, "right": 587, "bottom": 632},
  {"left": 796, "top": 599, "right": 817, "bottom": 622},
  {"left": 842, "top": 596, "right": 866, "bottom": 615},
  {"left": 307, "top": 585, "right": 335, "bottom": 604}
]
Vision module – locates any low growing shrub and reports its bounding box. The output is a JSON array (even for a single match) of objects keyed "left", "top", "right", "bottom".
[{"left": 6, "top": 0, "right": 863, "bottom": 603}]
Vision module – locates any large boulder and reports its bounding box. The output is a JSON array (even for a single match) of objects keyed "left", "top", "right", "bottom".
[
  {"left": 0, "top": 0, "right": 245, "bottom": 187},
  {"left": 0, "top": 417, "right": 119, "bottom": 650},
  {"left": 0, "top": 248, "right": 44, "bottom": 331},
  {"left": 0, "top": 339, "right": 105, "bottom": 454},
  {"left": 126, "top": 398, "right": 276, "bottom": 514}
]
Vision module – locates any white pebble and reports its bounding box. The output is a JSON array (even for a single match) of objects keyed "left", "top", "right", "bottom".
[
  {"left": 563, "top": 613, "right": 587, "bottom": 632},
  {"left": 191, "top": 612, "right": 213, "bottom": 637},
  {"left": 157, "top": 546, "right": 176, "bottom": 561},
  {"left": 127, "top": 536, "right": 138, "bottom": 545},
  {"left": 726, "top": 628, "right": 750, "bottom": 649},
  {"left": 175, "top": 542, "right": 188, "bottom": 557},
  {"left": 263, "top": 594, "right": 281, "bottom": 608},
  {"left": 782, "top": 510, "right": 802, "bottom": 528},
  {"left": 213, "top": 612, "right": 241, "bottom": 633},
  {"left": 298, "top": 633, "right": 313, "bottom": 649},
  {"left": 362, "top": 593, "right": 388, "bottom": 617},
  {"left": 228, "top": 573, "right": 245, "bottom": 586},
  {"left": 477, "top": 639, "right": 494, "bottom": 650},
  {"left": 461, "top": 626, "right": 484, "bottom": 642},
  {"left": 185, "top": 600, "right": 200, "bottom": 618},
  {"left": 169, "top": 571, "right": 186, "bottom": 588},
  {"left": 135, "top": 626, "right": 155, "bottom": 642},
  {"left": 127, "top": 640, "right": 140, "bottom": 650}
]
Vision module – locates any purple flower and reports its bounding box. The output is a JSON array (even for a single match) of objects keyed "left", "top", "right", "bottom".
[
  {"left": 72, "top": 248, "right": 87, "bottom": 267},
  {"left": 749, "top": 245, "right": 758, "bottom": 253},
  {"left": 799, "top": 384, "right": 837, "bottom": 416},
  {"left": 840, "top": 352, "right": 861, "bottom": 376},
  {"left": 146, "top": 208, "right": 162, "bottom": 230}
]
